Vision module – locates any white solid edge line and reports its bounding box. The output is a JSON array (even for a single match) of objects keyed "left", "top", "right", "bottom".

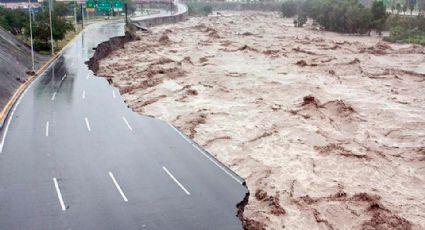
[
  {"left": 167, "top": 122, "right": 243, "bottom": 185},
  {"left": 53, "top": 178, "right": 66, "bottom": 211},
  {"left": 45, "top": 121, "right": 49, "bottom": 137},
  {"left": 162, "top": 166, "right": 191, "bottom": 195},
  {"left": 122, "top": 116, "right": 132, "bottom": 131},
  {"left": 0, "top": 83, "right": 32, "bottom": 153},
  {"left": 112, "top": 90, "right": 116, "bottom": 99},
  {"left": 82, "top": 90, "right": 86, "bottom": 99},
  {"left": 108, "top": 171, "right": 129, "bottom": 202},
  {"left": 51, "top": 92, "right": 57, "bottom": 101},
  {"left": 85, "top": 117, "right": 91, "bottom": 132}
]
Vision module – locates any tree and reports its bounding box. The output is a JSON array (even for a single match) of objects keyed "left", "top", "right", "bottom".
[
  {"left": 0, "top": 7, "right": 28, "bottom": 35},
  {"left": 307, "top": 0, "right": 372, "bottom": 34},
  {"left": 294, "top": 14, "right": 307, "bottom": 27},
  {"left": 371, "top": 1, "right": 388, "bottom": 33},
  {"left": 345, "top": 2, "right": 373, "bottom": 33},
  {"left": 419, "top": 0, "right": 425, "bottom": 12},
  {"left": 406, "top": 0, "right": 417, "bottom": 14},
  {"left": 47, "top": 1, "right": 72, "bottom": 17},
  {"left": 201, "top": 5, "right": 213, "bottom": 16},
  {"left": 396, "top": 2, "right": 402, "bottom": 14},
  {"left": 281, "top": 0, "right": 298, "bottom": 18},
  {"left": 402, "top": 3, "right": 408, "bottom": 14},
  {"left": 26, "top": 1, "right": 74, "bottom": 51}
]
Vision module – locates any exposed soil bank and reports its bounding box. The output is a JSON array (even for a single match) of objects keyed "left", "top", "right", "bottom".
[
  {"left": 86, "top": 31, "right": 139, "bottom": 74},
  {"left": 237, "top": 191, "right": 269, "bottom": 230},
  {"left": 97, "top": 12, "right": 425, "bottom": 230}
]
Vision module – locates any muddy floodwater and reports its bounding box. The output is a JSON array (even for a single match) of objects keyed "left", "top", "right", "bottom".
[{"left": 98, "top": 12, "right": 425, "bottom": 229}]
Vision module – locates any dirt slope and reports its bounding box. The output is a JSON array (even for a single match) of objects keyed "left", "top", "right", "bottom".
[{"left": 97, "top": 12, "right": 425, "bottom": 230}]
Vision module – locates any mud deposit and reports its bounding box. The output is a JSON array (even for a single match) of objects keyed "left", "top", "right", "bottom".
[{"left": 97, "top": 12, "right": 425, "bottom": 229}]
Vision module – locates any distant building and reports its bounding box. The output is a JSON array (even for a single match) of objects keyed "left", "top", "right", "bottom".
[
  {"left": 0, "top": 0, "right": 37, "bottom": 3},
  {"left": 0, "top": 0, "right": 41, "bottom": 9}
]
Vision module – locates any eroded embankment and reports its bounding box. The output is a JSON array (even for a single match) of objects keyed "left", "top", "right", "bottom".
[{"left": 86, "top": 31, "right": 139, "bottom": 74}]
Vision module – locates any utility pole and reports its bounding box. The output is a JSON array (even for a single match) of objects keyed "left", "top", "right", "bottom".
[
  {"left": 28, "top": 0, "right": 34, "bottom": 72},
  {"left": 74, "top": 3, "right": 77, "bottom": 26},
  {"left": 110, "top": 0, "right": 112, "bottom": 19},
  {"left": 49, "top": 0, "right": 54, "bottom": 55},
  {"left": 81, "top": 3, "right": 84, "bottom": 29},
  {"left": 124, "top": 3, "right": 128, "bottom": 25}
]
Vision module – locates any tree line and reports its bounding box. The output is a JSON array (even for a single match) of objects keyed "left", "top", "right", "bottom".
[
  {"left": 281, "top": 0, "right": 388, "bottom": 34},
  {"left": 281, "top": 0, "right": 425, "bottom": 44},
  {"left": 389, "top": 0, "right": 425, "bottom": 15},
  {"left": 0, "top": 1, "right": 74, "bottom": 52}
]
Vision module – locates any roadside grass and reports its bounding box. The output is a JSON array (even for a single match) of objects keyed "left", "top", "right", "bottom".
[{"left": 55, "top": 24, "right": 83, "bottom": 53}]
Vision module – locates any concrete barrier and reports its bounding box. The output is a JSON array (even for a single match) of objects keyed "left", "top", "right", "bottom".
[
  {"left": 182, "top": 1, "right": 281, "bottom": 11},
  {"left": 132, "top": 3, "right": 188, "bottom": 27}
]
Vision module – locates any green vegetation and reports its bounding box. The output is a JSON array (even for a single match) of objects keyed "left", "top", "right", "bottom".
[
  {"left": 371, "top": 0, "right": 388, "bottom": 32},
  {"left": 281, "top": 0, "right": 298, "bottom": 18},
  {"left": 420, "top": 0, "right": 425, "bottom": 12},
  {"left": 385, "top": 28, "right": 425, "bottom": 44},
  {"left": 281, "top": 0, "right": 388, "bottom": 33},
  {"left": 384, "top": 14, "right": 425, "bottom": 45},
  {"left": 0, "top": 7, "right": 28, "bottom": 35},
  {"left": 29, "top": 2, "right": 74, "bottom": 51},
  {"left": 407, "top": 0, "right": 417, "bottom": 14},
  {"left": 294, "top": 14, "right": 307, "bottom": 27},
  {"left": 188, "top": 4, "right": 213, "bottom": 16},
  {"left": 389, "top": 0, "right": 425, "bottom": 15},
  {"left": 281, "top": 0, "right": 424, "bottom": 45},
  {"left": 0, "top": 1, "right": 74, "bottom": 53},
  {"left": 55, "top": 26, "right": 82, "bottom": 52}
]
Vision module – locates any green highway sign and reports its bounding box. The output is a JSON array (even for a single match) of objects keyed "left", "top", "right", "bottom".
[
  {"left": 86, "top": 0, "right": 95, "bottom": 9},
  {"left": 97, "top": 1, "right": 112, "bottom": 12},
  {"left": 113, "top": 0, "right": 123, "bottom": 12}
]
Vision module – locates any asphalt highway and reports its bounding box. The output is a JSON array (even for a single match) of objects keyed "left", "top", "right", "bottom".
[{"left": 0, "top": 14, "right": 248, "bottom": 230}]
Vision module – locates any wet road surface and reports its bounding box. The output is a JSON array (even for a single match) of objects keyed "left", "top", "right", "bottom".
[{"left": 0, "top": 17, "right": 247, "bottom": 230}]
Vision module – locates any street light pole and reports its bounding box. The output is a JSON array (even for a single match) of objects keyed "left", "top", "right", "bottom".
[
  {"left": 49, "top": 0, "right": 54, "bottom": 55},
  {"left": 28, "top": 0, "right": 34, "bottom": 72},
  {"left": 74, "top": 2, "right": 77, "bottom": 26},
  {"left": 124, "top": 3, "right": 128, "bottom": 25},
  {"left": 81, "top": 3, "right": 84, "bottom": 29}
]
